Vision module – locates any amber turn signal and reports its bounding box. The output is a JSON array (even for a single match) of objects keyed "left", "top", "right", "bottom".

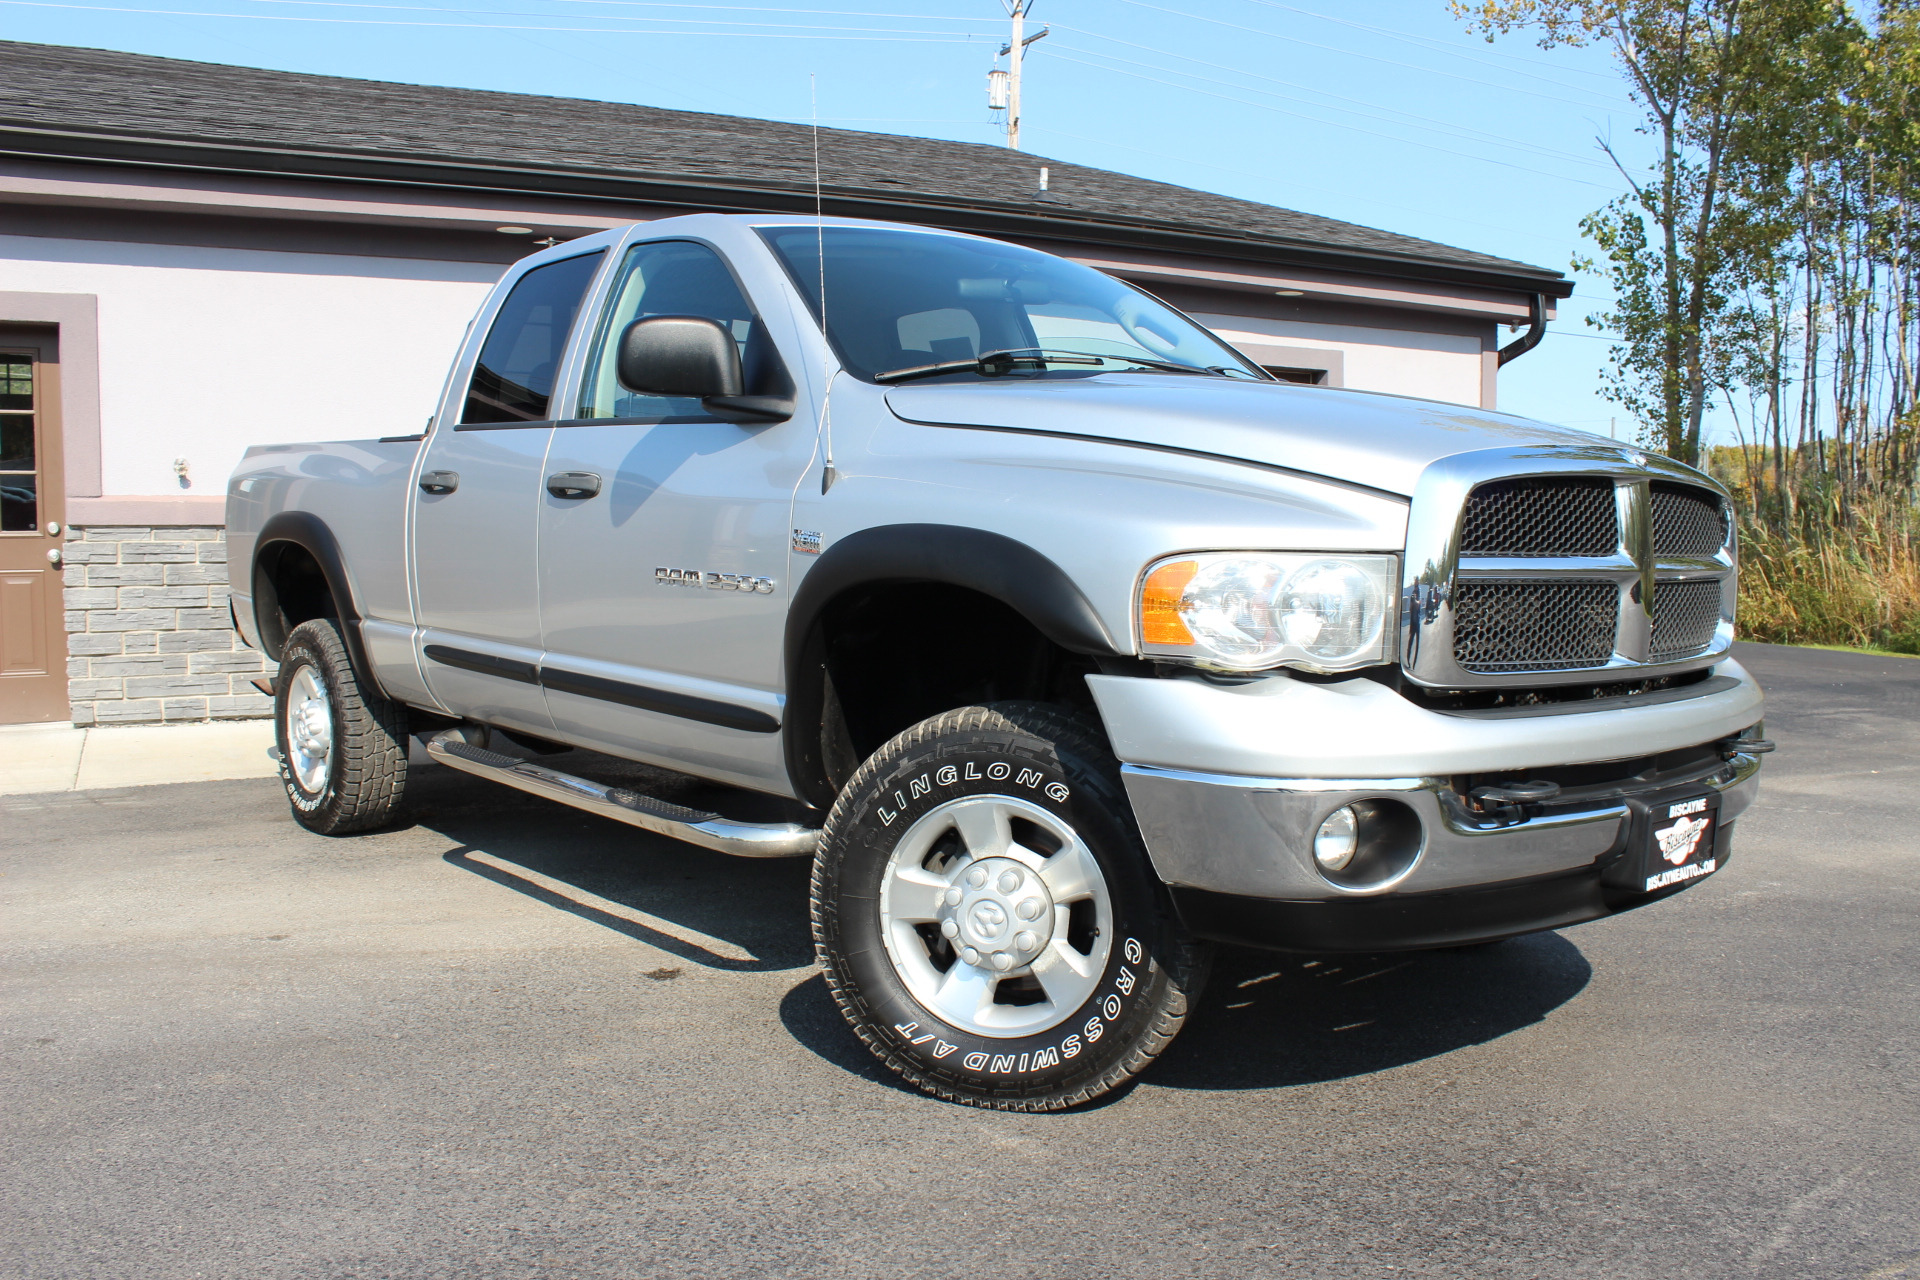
[{"left": 1139, "top": 559, "right": 1199, "bottom": 645}]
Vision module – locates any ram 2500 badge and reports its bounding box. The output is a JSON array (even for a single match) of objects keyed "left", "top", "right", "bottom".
[{"left": 227, "top": 214, "right": 1768, "bottom": 1110}]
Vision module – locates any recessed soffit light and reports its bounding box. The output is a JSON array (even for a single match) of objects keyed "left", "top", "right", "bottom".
[
  {"left": 1273, "top": 288, "right": 1306, "bottom": 297},
  {"left": 496, "top": 226, "right": 534, "bottom": 235}
]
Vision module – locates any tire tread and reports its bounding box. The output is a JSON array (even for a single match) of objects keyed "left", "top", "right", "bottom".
[
  {"left": 810, "top": 701, "right": 1209, "bottom": 1112},
  {"left": 279, "top": 618, "right": 408, "bottom": 835}
]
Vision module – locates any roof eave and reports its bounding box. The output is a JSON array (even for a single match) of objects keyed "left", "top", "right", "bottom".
[{"left": 0, "top": 122, "right": 1575, "bottom": 299}]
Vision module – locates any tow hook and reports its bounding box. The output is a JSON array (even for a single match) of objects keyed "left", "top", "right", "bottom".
[
  {"left": 1720, "top": 735, "right": 1777, "bottom": 760},
  {"left": 1468, "top": 779, "right": 1561, "bottom": 827}
]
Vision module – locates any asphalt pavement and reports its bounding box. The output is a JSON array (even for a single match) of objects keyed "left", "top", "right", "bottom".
[{"left": 3, "top": 642, "right": 1915, "bottom": 1279}]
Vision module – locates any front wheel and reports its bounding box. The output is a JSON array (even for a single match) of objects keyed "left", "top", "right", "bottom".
[{"left": 811, "top": 702, "right": 1209, "bottom": 1111}]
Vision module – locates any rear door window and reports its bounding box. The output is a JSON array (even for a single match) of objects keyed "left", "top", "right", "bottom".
[{"left": 460, "top": 251, "right": 605, "bottom": 424}]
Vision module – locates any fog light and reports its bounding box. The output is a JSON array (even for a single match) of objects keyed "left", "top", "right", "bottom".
[{"left": 1313, "top": 806, "right": 1359, "bottom": 872}]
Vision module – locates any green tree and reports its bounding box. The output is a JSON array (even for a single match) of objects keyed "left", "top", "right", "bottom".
[{"left": 1454, "top": 0, "right": 1845, "bottom": 466}]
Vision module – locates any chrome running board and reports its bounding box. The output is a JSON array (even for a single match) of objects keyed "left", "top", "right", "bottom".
[{"left": 424, "top": 730, "right": 817, "bottom": 859}]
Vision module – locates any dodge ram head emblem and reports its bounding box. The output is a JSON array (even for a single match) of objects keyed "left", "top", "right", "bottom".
[{"left": 967, "top": 900, "right": 1008, "bottom": 940}]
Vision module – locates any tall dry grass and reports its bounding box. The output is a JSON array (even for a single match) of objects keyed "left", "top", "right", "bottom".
[{"left": 1730, "top": 487, "right": 1920, "bottom": 653}]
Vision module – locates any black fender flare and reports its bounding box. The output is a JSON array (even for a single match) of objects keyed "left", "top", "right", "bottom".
[
  {"left": 782, "top": 523, "right": 1120, "bottom": 807},
  {"left": 251, "top": 510, "right": 387, "bottom": 698}
]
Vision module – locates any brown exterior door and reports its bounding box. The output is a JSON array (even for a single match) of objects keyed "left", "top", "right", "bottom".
[{"left": 0, "top": 327, "right": 69, "bottom": 724}]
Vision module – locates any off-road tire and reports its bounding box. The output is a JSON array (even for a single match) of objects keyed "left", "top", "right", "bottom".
[
  {"left": 811, "top": 701, "right": 1210, "bottom": 1111},
  {"left": 275, "top": 617, "right": 409, "bottom": 835}
]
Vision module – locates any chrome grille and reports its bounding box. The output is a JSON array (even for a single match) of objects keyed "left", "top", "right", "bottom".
[
  {"left": 1404, "top": 451, "right": 1739, "bottom": 689},
  {"left": 1650, "top": 483, "right": 1729, "bottom": 557},
  {"left": 1458, "top": 477, "right": 1617, "bottom": 557},
  {"left": 1452, "top": 581, "right": 1618, "bottom": 672},
  {"left": 1649, "top": 579, "right": 1723, "bottom": 660}
]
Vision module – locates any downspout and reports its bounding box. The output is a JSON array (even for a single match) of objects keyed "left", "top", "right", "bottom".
[{"left": 1497, "top": 293, "right": 1549, "bottom": 366}]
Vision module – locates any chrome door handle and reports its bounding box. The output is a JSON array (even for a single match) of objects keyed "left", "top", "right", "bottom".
[
  {"left": 419, "top": 470, "right": 459, "bottom": 494},
  {"left": 546, "top": 471, "right": 602, "bottom": 499}
]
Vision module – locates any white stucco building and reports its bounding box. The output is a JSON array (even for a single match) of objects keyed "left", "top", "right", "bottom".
[{"left": 0, "top": 39, "right": 1568, "bottom": 727}]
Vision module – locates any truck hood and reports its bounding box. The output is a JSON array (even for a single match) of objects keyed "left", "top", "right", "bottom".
[{"left": 884, "top": 375, "right": 1608, "bottom": 497}]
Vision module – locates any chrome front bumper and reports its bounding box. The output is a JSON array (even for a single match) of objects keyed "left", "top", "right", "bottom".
[
  {"left": 1087, "top": 659, "right": 1765, "bottom": 905},
  {"left": 1118, "top": 752, "right": 1761, "bottom": 901}
]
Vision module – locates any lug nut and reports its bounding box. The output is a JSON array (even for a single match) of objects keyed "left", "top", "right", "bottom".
[
  {"left": 996, "top": 869, "right": 1021, "bottom": 893},
  {"left": 1014, "top": 930, "right": 1037, "bottom": 952},
  {"left": 940, "top": 919, "right": 959, "bottom": 939},
  {"left": 961, "top": 946, "right": 980, "bottom": 966},
  {"left": 1015, "top": 897, "right": 1043, "bottom": 920},
  {"left": 966, "top": 867, "right": 988, "bottom": 888},
  {"left": 944, "top": 886, "right": 963, "bottom": 906},
  {"left": 990, "top": 951, "right": 1013, "bottom": 971}
]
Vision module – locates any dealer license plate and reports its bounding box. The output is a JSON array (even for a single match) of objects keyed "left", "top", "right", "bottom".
[{"left": 1642, "top": 795, "right": 1719, "bottom": 892}]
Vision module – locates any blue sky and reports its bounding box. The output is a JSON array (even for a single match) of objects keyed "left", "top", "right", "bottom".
[{"left": 7, "top": 0, "right": 1652, "bottom": 436}]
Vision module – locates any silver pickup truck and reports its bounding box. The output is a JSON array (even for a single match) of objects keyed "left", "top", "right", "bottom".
[{"left": 227, "top": 213, "right": 1768, "bottom": 1110}]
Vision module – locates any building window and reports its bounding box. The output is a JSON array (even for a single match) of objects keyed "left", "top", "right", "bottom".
[
  {"left": 0, "top": 353, "right": 36, "bottom": 531},
  {"left": 1263, "top": 365, "right": 1327, "bottom": 385}
]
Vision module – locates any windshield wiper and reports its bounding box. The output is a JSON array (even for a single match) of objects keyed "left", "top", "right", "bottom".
[
  {"left": 1098, "top": 354, "right": 1227, "bottom": 376},
  {"left": 872, "top": 347, "right": 1230, "bottom": 385},
  {"left": 874, "top": 348, "right": 1103, "bottom": 384}
]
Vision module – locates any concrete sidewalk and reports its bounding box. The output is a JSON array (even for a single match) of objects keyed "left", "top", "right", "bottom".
[{"left": 0, "top": 720, "right": 280, "bottom": 795}]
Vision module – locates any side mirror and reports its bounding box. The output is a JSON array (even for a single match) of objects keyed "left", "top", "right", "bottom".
[
  {"left": 614, "top": 314, "right": 795, "bottom": 424},
  {"left": 616, "top": 315, "right": 744, "bottom": 399}
]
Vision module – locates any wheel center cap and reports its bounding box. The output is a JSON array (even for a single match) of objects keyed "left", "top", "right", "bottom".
[
  {"left": 968, "top": 899, "right": 1008, "bottom": 939},
  {"left": 937, "top": 856, "right": 1054, "bottom": 972},
  {"left": 295, "top": 700, "right": 330, "bottom": 753}
]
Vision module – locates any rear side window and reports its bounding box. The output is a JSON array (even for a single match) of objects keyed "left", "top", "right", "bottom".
[{"left": 460, "top": 251, "right": 604, "bottom": 424}]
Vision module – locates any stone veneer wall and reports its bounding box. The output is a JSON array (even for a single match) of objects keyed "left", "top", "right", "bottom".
[{"left": 61, "top": 525, "right": 275, "bottom": 726}]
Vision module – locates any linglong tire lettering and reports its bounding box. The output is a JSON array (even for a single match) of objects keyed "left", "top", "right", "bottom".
[{"left": 810, "top": 702, "right": 1211, "bottom": 1111}]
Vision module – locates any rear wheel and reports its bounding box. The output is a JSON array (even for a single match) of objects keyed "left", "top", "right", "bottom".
[
  {"left": 275, "top": 617, "right": 409, "bottom": 834},
  {"left": 811, "top": 702, "right": 1209, "bottom": 1111}
]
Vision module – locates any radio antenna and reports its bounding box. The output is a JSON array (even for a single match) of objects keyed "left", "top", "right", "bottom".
[{"left": 812, "top": 73, "right": 838, "bottom": 494}]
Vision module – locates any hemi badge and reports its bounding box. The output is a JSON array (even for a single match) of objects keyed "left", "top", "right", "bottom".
[{"left": 792, "top": 529, "right": 823, "bottom": 555}]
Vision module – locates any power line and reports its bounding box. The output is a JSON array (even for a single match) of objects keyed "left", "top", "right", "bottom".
[
  {"left": 1023, "top": 121, "right": 1577, "bottom": 250},
  {"left": 220, "top": 0, "right": 1000, "bottom": 19},
  {"left": 1048, "top": 30, "right": 1616, "bottom": 173},
  {"left": 519, "top": 1, "right": 994, "bottom": 17},
  {"left": 0, "top": 0, "right": 985, "bottom": 33},
  {"left": 1039, "top": 47, "right": 1616, "bottom": 190},
  {"left": 1237, "top": 0, "right": 1628, "bottom": 91},
  {"left": 1111, "top": 0, "right": 1628, "bottom": 112},
  {"left": 133, "top": 0, "right": 988, "bottom": 30}
]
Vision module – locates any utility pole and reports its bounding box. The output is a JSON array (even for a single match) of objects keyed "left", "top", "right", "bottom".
[{"left": 996, "top": 1, "right": 1047, "bottom": 150}]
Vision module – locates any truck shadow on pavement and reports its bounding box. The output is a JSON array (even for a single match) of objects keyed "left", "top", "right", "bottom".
[
  {"left": 774, "top": 932, "right": 1592, "bottom": 1097},
  {"left": 408, "top": 768, "right": 816, "bottom": 973},
  {"left": 1145, "top": 934, "right": 1591, "bottom": 1091},
  {"left": 406, "top": 767, "right": 1591, "bottom": 1095}
]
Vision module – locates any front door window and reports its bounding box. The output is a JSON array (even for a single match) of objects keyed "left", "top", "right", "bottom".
[{"left": 575, "top": 240, "right": 758, "bottom": 422}]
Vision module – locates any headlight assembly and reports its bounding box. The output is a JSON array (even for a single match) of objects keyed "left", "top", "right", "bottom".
[{"left": 1137, "top": 551, "right": 1399, "bottom": 672}]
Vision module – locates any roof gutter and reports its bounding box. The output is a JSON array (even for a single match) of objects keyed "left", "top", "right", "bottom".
[
  {"left": 0, "top": 123, "right": 1576, "bottom": 301},
  {"left": 1497, "top": 293, "right": 1550, "bottom": 365}
]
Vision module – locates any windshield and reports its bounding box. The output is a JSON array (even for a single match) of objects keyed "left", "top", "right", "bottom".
[{"left": 759, "top": 226, "right": 1265, "bottom": 383}]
